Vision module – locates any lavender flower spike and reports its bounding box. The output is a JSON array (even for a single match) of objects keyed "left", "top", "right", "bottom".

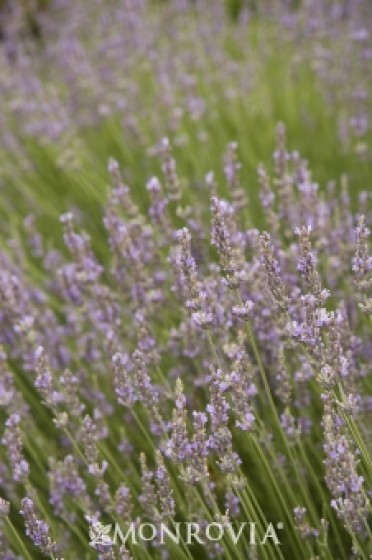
[
  {"left": 2, "top": 413, "right": 29, "bottom": 483},
  {"left": 352, "top": 214, "right": 372, "bottom": 315},
  {"left": 20, "top": 497, "right": 57, "bottom": 557}
]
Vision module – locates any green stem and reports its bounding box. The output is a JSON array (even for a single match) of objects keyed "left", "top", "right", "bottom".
[
  {"left": 295, "top": 440, "right": 346, "bottom": 560},
  {"left": 194, "top": 485, "right": 241, "bottom": 560},
  {"left": 249, "top": 435, "right": 305, "bottom": 556},
  {"left": 235, "top": 476, "right": 285, "bottom": 560},
  {"left": 235, "top": 292, "right": 322, "bottom": 529},
  {"left": 337, "top": 385, "right": 372, "bottom": 479},
  {"left": 5, "top": 517, "right": 33, "bottom": 560}
]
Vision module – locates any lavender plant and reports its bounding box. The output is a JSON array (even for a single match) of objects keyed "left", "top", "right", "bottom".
[
  {"left": 0, "top": 0, "right": 371, "bottom": 236},
  {"left": 0, "top": 123, "right": 370, "bottom": 559},
  {"left": 0, "top": 1, "right": 371, "bottom": 559}
]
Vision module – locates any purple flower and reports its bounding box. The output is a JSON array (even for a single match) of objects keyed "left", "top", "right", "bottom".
[{"left": 20, "top": 497, "right": 56, "bottom": 556}]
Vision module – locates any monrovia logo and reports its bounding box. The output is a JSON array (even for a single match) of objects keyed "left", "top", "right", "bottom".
[
  {"left": 88, "top": 519, "right": 284, "bottom": 548},
  {"left": 89, "top": 521, "right": 113, "bottom": 547}
]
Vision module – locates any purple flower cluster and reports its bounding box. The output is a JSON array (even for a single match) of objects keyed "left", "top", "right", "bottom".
[
  {"left": 0, "top": 0, "right": 370, "bottom": 186},
  {"left": 0, "top": 124, "right": 369, "bottom": 558},
  {"left": 20, "top": 497, "right": 56, "bottom": 556},
  {"left": 0, "top": 2, "right": 370, "bottom": 554}
]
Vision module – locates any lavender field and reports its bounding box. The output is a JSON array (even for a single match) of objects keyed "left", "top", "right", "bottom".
[{"left": 0, "top": 1, "right": 371, "bottom": 559}]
